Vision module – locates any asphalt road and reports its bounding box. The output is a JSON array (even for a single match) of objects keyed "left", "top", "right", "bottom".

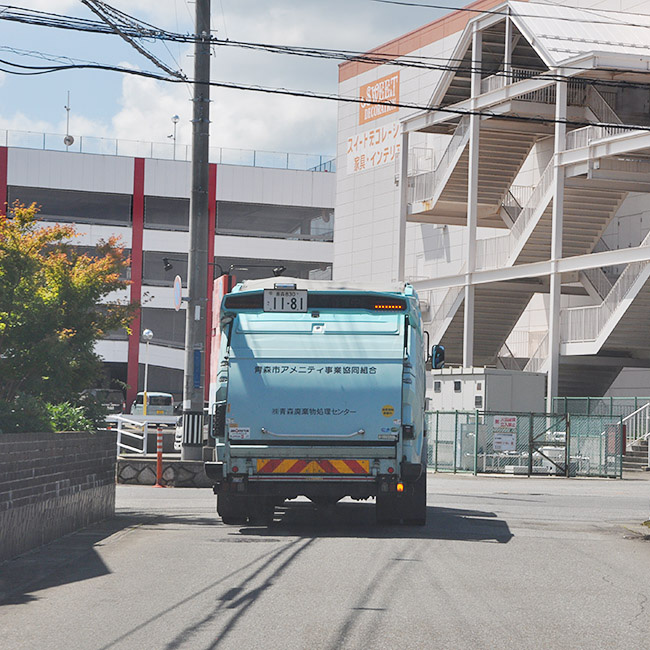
[{"left": 1, "top": 474, "right": 649, "bottom": 650}]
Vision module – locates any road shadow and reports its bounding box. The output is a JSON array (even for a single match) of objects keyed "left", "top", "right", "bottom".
[
  {"left": 235, "top": 501, "right": 513, "bottom": 544},
  {"left": 0, "top": 510, "right": 217, "bottom": 607}
]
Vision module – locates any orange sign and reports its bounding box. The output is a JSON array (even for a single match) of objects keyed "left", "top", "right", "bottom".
[{"left": 359, "top": 72, "right": 400, "bottom": 125}]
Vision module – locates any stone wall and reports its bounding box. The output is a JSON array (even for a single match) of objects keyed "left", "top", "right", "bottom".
[
  {"left": 0, "top": 431, "right": 116, "bottom": 563},
  {"left": 117, "top": 457, "right": 212, "bottom": 488}
]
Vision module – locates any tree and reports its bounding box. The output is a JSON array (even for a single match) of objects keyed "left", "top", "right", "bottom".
[{"left": 0, "top": 202, "right": 137, "bottom": 402}]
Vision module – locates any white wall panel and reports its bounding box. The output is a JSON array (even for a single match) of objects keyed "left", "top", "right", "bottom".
[
  {"left": 39, "top": 221, "right": 133, "bottom": 248},
  {"left": 142, "top": 343, "right": 184, "bottom": 370},
  {"left": 144, "top": 159, "right": 191, "bottom": 197},
  {"left": 143, "top": 229, "right": 190, "bottom": 252},
  {"left": 214, "top": 235, "right": 332, "bottom": 263},
  {"left": 8, "top": 149, "right": 133, "bottom": 194},
  {"left": 95, "top": 340, "right": 128, "bottom": 363},
  {"left": 216, "top": 165, "right": 334, "bottom": 207}
]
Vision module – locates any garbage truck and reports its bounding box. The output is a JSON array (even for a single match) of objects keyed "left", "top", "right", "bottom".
[{"left": 205, "top": 278, "right": 444, "bottom": 525}]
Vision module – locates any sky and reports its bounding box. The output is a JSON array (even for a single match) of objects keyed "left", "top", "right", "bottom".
[{"left": 0, "top": 0, "right": 459, "bottom": 157}]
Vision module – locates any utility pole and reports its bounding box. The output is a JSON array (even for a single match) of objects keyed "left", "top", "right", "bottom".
[{"left": 182, "top": 0, "right": 211, "bottom": 460}]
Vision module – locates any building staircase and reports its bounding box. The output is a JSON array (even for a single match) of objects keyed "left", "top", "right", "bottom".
[{"left": 411, "top": 72, "right": 650, "bottom": 381}]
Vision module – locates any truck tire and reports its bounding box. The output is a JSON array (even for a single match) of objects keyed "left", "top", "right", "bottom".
[
  {"left": 217, "top": 494, "right": 248, "bottom": 525},
  {"left": 403, "top": 463, "right": 427, "bottom": 526},
  {"left": 375, "top": 491, "right": 399, "bottom": 525}
]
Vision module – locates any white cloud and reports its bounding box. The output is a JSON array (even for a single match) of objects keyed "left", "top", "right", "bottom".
[{"left": 0, "top": 0, "right": 447, "bottom": 156}]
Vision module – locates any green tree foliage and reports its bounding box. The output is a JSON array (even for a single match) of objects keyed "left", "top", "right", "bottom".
[{"left": 0, "top": 202, "right": 137, "bottom": 402}]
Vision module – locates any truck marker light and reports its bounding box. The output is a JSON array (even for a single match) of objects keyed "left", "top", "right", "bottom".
[
  {"left": 387, "top": 467, "right": 394, "bottom": 474},
  {"left": 396, "top": 482, "right": 404, "bottom": 492}
]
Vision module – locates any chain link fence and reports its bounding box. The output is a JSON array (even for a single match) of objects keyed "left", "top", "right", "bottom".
[{"left": 426, "top": 411, "right": 623, "bottom": 478}]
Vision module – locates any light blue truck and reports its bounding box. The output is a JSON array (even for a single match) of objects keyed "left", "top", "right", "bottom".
[{"left": 205, "top": 278, "right": 444, "bottom": 525}]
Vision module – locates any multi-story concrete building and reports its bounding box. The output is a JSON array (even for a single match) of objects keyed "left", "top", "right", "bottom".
[
  {"left": 0, "top": 134, "right": 335, "bottom": 407},
  {"left": 335, "top": 0, "right": 650, "bottom": 399}
]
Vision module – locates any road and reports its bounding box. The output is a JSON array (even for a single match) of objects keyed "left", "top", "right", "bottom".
[{"left": 1, "top": 474, "right": 649, "bottom": 649}]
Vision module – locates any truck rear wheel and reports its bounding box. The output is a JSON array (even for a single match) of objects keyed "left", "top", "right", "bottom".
[
  {"left": 217, "top": 494, "right": 248, "bottom": 525},
  {"left": 375, "top": 491, "right": 399, "bottom": 525},
  {"left": 403, "top": 464, "right": 427, "bottom": 526}
]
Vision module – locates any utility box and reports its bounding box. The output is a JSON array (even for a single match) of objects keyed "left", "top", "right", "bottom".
[{"left": 426, "top": 367, "right": 546, "bottom": 413}]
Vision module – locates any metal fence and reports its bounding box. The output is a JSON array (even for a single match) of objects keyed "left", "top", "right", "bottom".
[
  {"left": 426, "top": 411, "right": 623, "bottom": 478},
  {"left": 552, "top": 396, "right": 650, "bottom": 418}
]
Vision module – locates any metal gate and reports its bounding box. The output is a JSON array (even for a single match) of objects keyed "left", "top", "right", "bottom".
[{"left": 426, "top": 411, "right": 623, "bottom": 478}]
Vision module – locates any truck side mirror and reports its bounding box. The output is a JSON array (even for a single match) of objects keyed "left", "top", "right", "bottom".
[{"left": 431, "top": 344, "right": 445, "bottom": 370}]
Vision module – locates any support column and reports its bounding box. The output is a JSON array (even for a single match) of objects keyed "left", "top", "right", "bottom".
[
  {"left": 204, "top": 163, "right": 217, "bottom": 402},
  {"left": 463, "top": 26, "right": 481, "bottom": 368},
  {"left": 547, "top": 79, "right": 567, "bottom": 409},
  {"left": 126, "top": 158, "right": 145, "bottom": 409},
  {"left": 0, "top": 146, "right": 7, "bottom": 213},
  {"left": 397, "top": 129, "right": 409, "bottom": 282},
  {"left": 182, "top": 0, "right": 211, "bottom": 460},
  {"left": 504, "top": 11, "right": 512, "bottom": 81}
]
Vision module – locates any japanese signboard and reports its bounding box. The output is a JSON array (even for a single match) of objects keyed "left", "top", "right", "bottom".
[
  {"left": 493, "top": 415, "right": 518, "bottom": 432},
  {"left": 493, "top": 432, "right": 517, "bottom": 452},
  {"left": 493, "top": 415, "right": 517, "bottom": 452},
  {"left": 346, "top": 121, "right": 400, "bottom": 174},
  {"left": 359, "top": 71, "right": 400, "bottom": 125}
]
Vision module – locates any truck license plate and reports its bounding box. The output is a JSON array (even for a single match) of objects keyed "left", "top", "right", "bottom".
[{"left": 263, "top": 289, "right": 307, "bottom": 312}]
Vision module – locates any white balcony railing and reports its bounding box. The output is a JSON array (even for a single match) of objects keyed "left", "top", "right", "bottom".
[{"left": 561, "top": 230, "right": 650, "bottom": 343}]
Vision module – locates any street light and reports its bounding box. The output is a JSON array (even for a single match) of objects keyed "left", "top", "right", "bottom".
[
  {"left": 170, "top": 115, "right": 179, "bottom": 160},
  {"left": 142, "top": 328, "right": 153, "bottom": 416}
]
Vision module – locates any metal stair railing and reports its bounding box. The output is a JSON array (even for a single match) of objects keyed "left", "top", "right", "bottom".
[
  {"left": 476, "top": 159, "right": 554, "bottom": 271},
  {"left": 561, "top": 230, "right": 650, "bottom": 343},
  {"left": 622, "top": 402, "right": 650, "bottom": 448},
  {"left": 585, "top": 86, "right": 622, "bottom": 125},
  {"left": 523, "top": 332, "right": 549, "bottom": 373},
  {"left": 429, "top": 266, "right": 466, "bottom": 341},
  {"left": 409, "top": 115, "right": 471, "bottom": 205},
  {"left": 581, "top": 266, "right": 613, "bottom": 300}
]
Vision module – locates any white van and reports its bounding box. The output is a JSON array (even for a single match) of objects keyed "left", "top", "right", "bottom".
[{"left": 130, "top": 392, "right": 175, "bottom": 416}]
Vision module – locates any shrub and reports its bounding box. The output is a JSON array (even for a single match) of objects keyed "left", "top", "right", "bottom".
[{"left": 46, "top": 402, "right": 94, "bottom": 432}]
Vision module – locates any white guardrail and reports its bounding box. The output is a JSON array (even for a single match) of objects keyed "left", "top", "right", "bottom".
[
  {"left": 621, "top": 402, "right": 650, "bottom": 450},
  {"left": 108, "top": 414, "right": 178, "bottom": 455}
]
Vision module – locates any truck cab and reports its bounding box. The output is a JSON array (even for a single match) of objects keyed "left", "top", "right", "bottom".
[{"left": 206, "top": 278, "right": 441, "bottom": 525}]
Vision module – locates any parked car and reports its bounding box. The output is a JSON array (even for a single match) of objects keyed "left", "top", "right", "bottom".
[
  {"left": 130, "top": 392, "right": 175, "bottom": 417},
  {"left": 80, "top": 388, "right": 126, "bottom": 415}
]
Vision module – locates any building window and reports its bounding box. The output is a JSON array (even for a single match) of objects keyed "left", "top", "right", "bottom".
[
  {"left": 143, "top": 251, "right": 188, "bottom": 286},
  {"left": 475, "top": 395, "right": 483, "bottom": 408},
  {"left": 434, "top": 381, "right": 441, "bottom": 393},
  {"left": 141, "top": 308, "right": 186, "bottom": 348},
  {"left": 8, "top": 186, "right": 132, "bottom": 225},
  {"left": 144, "top": 196, "right": 190, "bottom": 231},
  {"left": 476, "top": 382, "right": 482, "bottom": 391},
  {"left": 221, "top": 256, "right": 332, "bottom": 281},
  {"left": 454, "top": 381, "right": 461, "bottom": 393},
  {"left": 216, "top": 202, "right": 333, "bottom": 241}
]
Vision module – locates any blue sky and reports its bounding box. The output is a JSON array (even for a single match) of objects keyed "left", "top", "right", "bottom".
[{"left": 0, "top": 1, "right": 456, "bottom": 155}]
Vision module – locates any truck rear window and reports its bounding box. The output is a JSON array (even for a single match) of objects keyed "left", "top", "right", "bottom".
[{"left": 224, "top": 292, "right": 407, "bottom": 312}]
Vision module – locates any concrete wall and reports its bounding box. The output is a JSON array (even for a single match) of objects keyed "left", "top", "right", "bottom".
[{"left": 0, "top": 432, "right": 116, "bottom": 563}]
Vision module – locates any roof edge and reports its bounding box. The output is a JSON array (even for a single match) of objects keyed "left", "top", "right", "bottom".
[{"left": 338, "top": 0, "right": 522, "bottom": 84}]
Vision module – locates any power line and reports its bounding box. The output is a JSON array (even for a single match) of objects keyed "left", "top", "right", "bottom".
[
  {"left": 0, "top": 55, "right": 648, "bottom": 134},
  {"left": 0, "top": 4, "right": 648, "bottom": 93},
  {"left": 367, "top": 0, "right": 650, "bottom": 29},
  {"left": 80, "top": 0, "right": 185, "bottom": 79}
]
